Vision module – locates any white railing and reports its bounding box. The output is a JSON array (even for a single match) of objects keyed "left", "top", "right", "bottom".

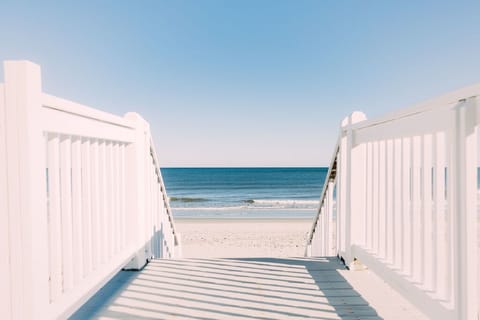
[
  {"left": 0, "top": 60, "right": 180, "bottom": 319},
  {"left": 306, "top": 85, "right": 480, "bottom": 319}
]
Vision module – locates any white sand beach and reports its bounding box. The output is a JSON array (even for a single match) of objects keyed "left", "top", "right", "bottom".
[{"left": 175, "top": 218, "right": 312, "bottom": 258}]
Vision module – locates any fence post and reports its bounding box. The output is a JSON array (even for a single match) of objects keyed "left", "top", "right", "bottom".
[
  {"left": 2, "top": 61, "right": 50, "bottom": 319},
  {"left": 451, "top": 97, "right": 478, "bottom": 319},
  {"left": 124, "top": 112, "right": 150, "bottom": 270},
  {"left": 341, "top": 111, "right": 367, "bottom": 266},
  {"left": 327, "top": 180, "right": 335, "bottom": 256}
]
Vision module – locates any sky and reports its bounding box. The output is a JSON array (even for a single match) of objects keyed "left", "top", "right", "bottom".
[{"left": 1, "top": 1, "right": 479, "bottom": 167}]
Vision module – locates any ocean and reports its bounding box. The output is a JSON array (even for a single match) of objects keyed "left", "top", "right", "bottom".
[{"left": 161, "top": 167, "right": 327, "bottom": 218}]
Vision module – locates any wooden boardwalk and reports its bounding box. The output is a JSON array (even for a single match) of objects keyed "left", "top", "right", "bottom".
[{"left": 71, "top": 257, "right": 426, "bottom": 320}]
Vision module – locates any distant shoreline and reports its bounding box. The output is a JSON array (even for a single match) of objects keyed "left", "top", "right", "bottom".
[
  {"left": 162, "top": 166, "right": 328, "bottom": 169},
  {"left": 174, "top": 217, "right": 313, "bottom": 222}
]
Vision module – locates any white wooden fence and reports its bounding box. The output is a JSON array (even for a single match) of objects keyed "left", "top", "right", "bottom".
[
  {"left": 306, "top": 85, "right": 480, "bottom": 319},
  {"left": 0, "top": 60, "right": 180, "bottom": 319}
]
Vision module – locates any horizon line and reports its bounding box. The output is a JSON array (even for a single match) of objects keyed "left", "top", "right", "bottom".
[{"left": 162, "top": 166, "right": 329, "bottom": 169}]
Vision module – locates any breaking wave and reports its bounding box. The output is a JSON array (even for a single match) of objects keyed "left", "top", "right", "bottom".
[{"left": 169, "top": 197, "right": 209, "bottom": 203}]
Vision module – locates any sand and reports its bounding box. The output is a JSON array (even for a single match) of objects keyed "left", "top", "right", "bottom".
[{"left": 174, "top": 218, "right": 312, "bottom": 258}]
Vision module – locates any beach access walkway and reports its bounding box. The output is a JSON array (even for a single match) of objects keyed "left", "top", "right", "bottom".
[
  {"left": 2, "top": 61, "right": 479, "bottom": 319},
  {"left": 71, "top": 257, "right": 426, "bottom": 320}
]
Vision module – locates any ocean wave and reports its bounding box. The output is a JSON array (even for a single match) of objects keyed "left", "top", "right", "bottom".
[
  {"left": 172, "top": 206, "right": 315, "bottom": 211},
  {"left": 245, "top": 199, "right": 319, "bottom": 209},
  {"left": 169, "top": 197, "right": 209, "bottom": 203},
  {"left": 173, "top": 206, "right": 248, "bottom": 211},
  {"left": 171, "top": 199, "right": 320, "bottom": 210}
]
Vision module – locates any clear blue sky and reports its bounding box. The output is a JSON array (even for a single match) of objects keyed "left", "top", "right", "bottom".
[{"left": 1, "top": 1, "right": 479, "bottom": 167}]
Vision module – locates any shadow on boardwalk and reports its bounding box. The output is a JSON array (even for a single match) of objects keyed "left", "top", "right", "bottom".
[{"left": 70, "top": 257, "right": 381, "bottom": 320}]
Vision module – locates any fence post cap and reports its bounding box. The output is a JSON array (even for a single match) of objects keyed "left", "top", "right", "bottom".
[{"left": 341, "top": 111, "right": 367, "bottom": 127}]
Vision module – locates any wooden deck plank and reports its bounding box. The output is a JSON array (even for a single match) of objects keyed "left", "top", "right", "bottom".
[{"left": 71, "top": 257, "right": 427, "bottom": 320}]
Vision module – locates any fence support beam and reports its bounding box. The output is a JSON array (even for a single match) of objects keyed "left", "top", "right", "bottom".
[
  {"left": 341, "top": 111, "right": 367, "bottom": 265},
  {"left": 3, "top": 61, "right": 50, "bottom": 319},
  {"left": 327, "top": 181, "right": 335, "bottom": 256},
  {"left": 452, "top": 97, "right": 478, "bottom": 319},
  {"left": 124, "top": 112, "right": 150, "bottom": 270}
]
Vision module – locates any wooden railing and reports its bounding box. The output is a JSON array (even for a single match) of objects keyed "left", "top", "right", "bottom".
[
  {"left": 0, "top": 60, "right": 180, "bottom": 319},
  {"left": 306, "top": 85, "right": 480, "bottom": 319}
]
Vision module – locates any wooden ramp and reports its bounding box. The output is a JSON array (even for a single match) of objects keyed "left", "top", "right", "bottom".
[{"left": 71, "top": 257, "right": 426, "bottom": 320}]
